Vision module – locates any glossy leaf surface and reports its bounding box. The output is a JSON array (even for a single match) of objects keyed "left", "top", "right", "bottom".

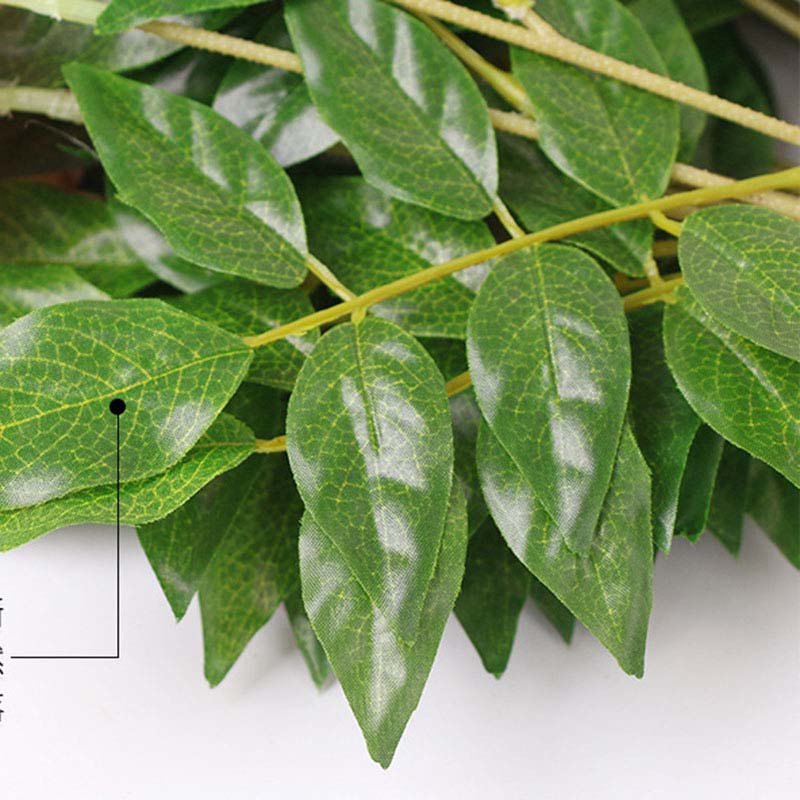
[
  {"left": 299, "top": 483, "right": 467, "bottom": 767},
  {"left": 674, "top": 425, "right": 724, "bottom": 541},
  {"left": 287, "top": 317, "right": 454, "bottom": 642},
  {"left": 64, "top": 64, "right": 308, "bottom": 288},
  {"left": 680, "top": 205, "right": 800, "bottom": 361},
  {"left": 746, "top": 459, "right": 799, "bottom": 568},
  {"left": 707, "top": 443, "right": 750, "bottom": 556},
  {"left": 529, "top": 577, "right": 575, "bottom": 644},
  {"left": 97, "top": 0, "right": 252, "bottom": 33},
  {"left": 468, "top": 245, "right": 630, "bottom": 554},
  {"left": 0, "top": 299, "right": 252, "bottom": 509},
  {"left": 511, "top": 0, "right": 679, "bottom": 206},
  {"left": 664, "top": 288, "right": 800, "bottom": 487},
  {"left": 285, "top": 0, "right": 497, "bottom": 219},
  {"left": 285, "top": 590, "right": 331, "bottom": 689}
]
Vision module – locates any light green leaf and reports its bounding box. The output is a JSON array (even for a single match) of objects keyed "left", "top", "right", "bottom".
[
  {"left": 529, "top": 577, "right": 575, "bottom": 644},
  {"left": 285, "top": 590, "right": 331, "bottom": 689},
  {"left": 284, "top": 0, "right": 497, "bottom": 219},
  {"left": 286, "top": 317, "right": 454, "bottom": 642},
  {"left": 299, "top": 177, "right": 494, "bottom": 338},
  {"left": 173, "top": 279, "right": 318, "bottom": 391},
  {"left": 664, "top": 287, "right": 800, "bottom": 487},
  {"left": 213, "top": 13, "right": 338, "bottom": 167},
  {"left": 746, "top": 458, "right": 799, "bottom": 569},
  {"left": 299, "top": 482, "right": 467, "bottom": 768},
  {"left": 477, "top": 422, "right": 653, "bottom": 676},
  {"left": 680, "top": 205, "right": 800, "bottom": 361},
  {"left": 455, "top": 517, "right": 530, "bottom": 677},
  {"left": 97, "top": 0, "right": 251, "bottom": 34},
  {"left": 64, "top": 64, "right": 309, "bottom": 288},
  {"left": 0, "top": 413, "right": 253, "bottom": 552},
  {"left": 674, "top": 425, "right": 724, "bottom": 541},
  {"left": 498, "top": 133, "right": 652, "bottom": 277},
  {"left": 467, "top": 244, "right": 630, "bottom": 554},
  {"left": 0, "top": 298, "right": 252, "bottom": 509},
  {"left": 628, "top": 304, "right": 701, "bottom": 552},
  {"left": 708, "top": 443, "right": 750, "bottom": 556},
  {"left": 511, "top": 0, "right": 679, "bottom": 206}
]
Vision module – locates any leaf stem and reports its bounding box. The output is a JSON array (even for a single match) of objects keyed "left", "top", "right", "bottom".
[
  {"left": 0, "top": 84, "right": 82, "bottom": 124},
  {"left": 492, "top": 197, "right": 526, "bottom": 239},
  {"left": 623, "top": 275, "right": 684, "bottom": 311},
  {"left": 254, "top": 435, "right": 287, "bottom": 454},
  {"left": 445, "top": 371, "right": 473, "bottom": 398},
  {"left": 305, "top": 254, "right": 356, "bottom": 302},
  {"left": 648, "top": 211, "right": 683, "bottom": 238},
  {"left": 741, "top": 0, "right": 800, "bottom": 39},
  {"left": 651, "top": 239, "right": 678, "bottom": 258}
]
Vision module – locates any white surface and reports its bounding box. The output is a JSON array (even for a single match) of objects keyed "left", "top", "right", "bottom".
[{"left": 0, "top": 520, "right": 798, "bottom": 798}]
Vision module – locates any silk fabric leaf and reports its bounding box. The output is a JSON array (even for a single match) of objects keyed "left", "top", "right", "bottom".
[
  {"left": 511, "top": 0, "right": 679, "bottom": 206},
  {"left": 299, "top": 482, "right": 467, "bottom": 768},
  {"left": 97, "top": 0, "right": 252, "bottom": 33},
  {"left": 529, "top": 577, "right": 575, "bottom": 644},
  {"left": 707, "top": 443, "right": 750, "bottom": 556},
  {"left": 287, "top": 317, "right": 454, "bottom": 642},
  {"left": 679, "top": 205, "right": 800, "bottom": 361},
  {"left": 285, "top": 590, "right": 331, "bottom": 689},
  {"left": 455, "top": 517, "right": 531, "bottom": 677},
  {"left": 0, "top": 298, "right": 252, "bottom": 509},
  {"left": 674, "top": 425, "right": 724, "bottom": 541},
  {"left": 498, "top": 133, "right": 652, "bottom": 277},
  {"left": 213, "top": 13, "right": 338, "bottom": 167},
  {"left": 284, "top": 0, "right": 497, "bottom": 219},
  {"left": 64, "top": 64, "right": 308, "bottom": 288},
  {"left": 664, "top": 287, "right": 800, "bottom": 487},
  {"left": 299, "top": 177, "right": 494, "bottom": 338},
  {"left": 478, "top": 422, "right": 652, "bottom": 675},
  {"left": 467, "top": 244, "right": 630, "bottom": 555},
  {"left": 746, "top": 459, "right": 799, "bottom": 569},
  {"left": 0, "top": 413, "right": 253, "bottom": 552}
]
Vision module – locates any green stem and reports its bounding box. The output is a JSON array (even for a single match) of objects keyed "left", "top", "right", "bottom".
[
  {"left": 0, "top": 85, "right": 82, "bottom": 124},
  {"left": 305, "top": 254, "right": 356, "bottom": 302}
]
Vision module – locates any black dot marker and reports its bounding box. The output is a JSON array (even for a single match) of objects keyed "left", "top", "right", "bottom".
[{"left": 109, "top": 398, "right": 127, "bottom": 415}]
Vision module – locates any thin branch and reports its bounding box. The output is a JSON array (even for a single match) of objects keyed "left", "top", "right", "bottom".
[
  {"left": 741, "top": 0, "right": 800, "bottom": 38},
  {"left": 0, "top": 84, "right": 82, "bottom": 124}
]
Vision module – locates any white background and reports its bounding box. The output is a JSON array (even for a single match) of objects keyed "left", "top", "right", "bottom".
[{"left": 0, "top": 13, "right": 798, "bottom": 800}]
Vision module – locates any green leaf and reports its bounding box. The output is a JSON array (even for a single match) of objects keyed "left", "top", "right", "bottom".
[
  {"left": 64, "top": 64, "right": 309, "bottom": 288},
  {"left": 285, "top": 590, "right": 331, "bottom": 689},
  {"left": 213, "top": 13, "right": 338, "bottom": 167},
  {"left": 511, "top": 0, "right": 679, "bottom": 207},
  {"left": 0, "top": 264, "right": 108, "bottom": 326},
  {"left": 746, "top": 458, "right": 799, "bottom": 568},
  {"left": 478, "top": 422, "right": 653, "bottom": 676},
  {"left": 628, "top": 0, "right": 708, "bottom": 160},
  {"left": 707, "top": 443, "right": 750, "bottom": 556},
  {"left": 674, "top": 0, "right": 743, "bottom": 33},
  {"left": 299, "top": 177, "right": 494, "bottom": 338},
  {"left": 221, "top": 380, "right": 285, "bottom": 441},
  {"left": 0, "top": 413, "right": 254, "bottom": 552},
  {"left": 299, "top": 481, "right": 467, "bottom": 768},
  {"left": 286, "top": 316, "right": 454, "bottom": 642},
  {"left": 173, "top": 279, "right": 318, "bottom": 391},
  {"left": 498, "top": 133, "right": 652, "bottom": 278},
  {"left": 628, "top": 305, "right": 700, "bottom": 552},
  {"left": 0, "top": 298, "right": 252, "bottom": 509},
  {"left": 97, "top": 0, "right": 252, "bottom": 34},
  {"left": 467, "top": 244, "right": 630, "bottom": 554},
  {"left": 664, "top": 287, "right": 800, "bottom": 488},
  {"left": 680, "top": 205, "right": 800, "bottom": 361},
  {"left": 455, "top": 517, "right": 530, "bottom": 677},
  {"left": 0, "top": 180, "right": 154, "bottom": 297},
  {"left": 674, "top": 425, "right": 724, "bottom": 541},
  {"left": 529, "top": 577, "right": 575, "bottom": 644},
  {"left": 284, "top": 0, "right": 497, "bottom": 219}
]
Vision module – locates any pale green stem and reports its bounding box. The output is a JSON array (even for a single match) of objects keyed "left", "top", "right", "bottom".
[
  {"left": 648, "top": 210, "right": 684, "bottom": 238},
  {"left": 0, "top": 84, "right": 82, "bottom": 124},
  {"left": 493, "top": 197, "right": 526, "bottom": 239},
  {"left": 305, "top": 254, "right": 356, "bottom": 302}
]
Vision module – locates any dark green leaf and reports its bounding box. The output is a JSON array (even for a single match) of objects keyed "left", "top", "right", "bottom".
[
  {"left": 222, "top": 381, "right": 285, "bottom": 440},
  {"left": 478, "top": 422, "right": 653, "bottom": 676},
  {"left": 468, "top": 244, "right": 630, "bottom": 554},
  {"left": 285, "top": 0, "right": 497, "bottom": 219},
  {"left": 455, "top": 517, "right": 530, "bottom": 677},
  {"left": 285, "top": 590, "right": 331, "bottom": 689},
  {"left": 529, "top": 577, "right": 575, "bottom": 644},
  {"left": 300, "top": 177, "right": 494, "bottom": 338},
  {"left": 680, "top": 205, "right": 800, "bottom": 361},
  {"left": 674, "top": 0, "right": 743, "bottom": 33},
  {"left": 511, "top": 0, "right": 679, "bottom": 206},
  {"left": 707, "top": 443, "right": 750, "bottom": 555},
  {"left": 664, "top": 287, "right": 800, "bottom": 487},
  {"left": 64, "top": 64, "right": 309, "bottom": 288},
  {"left": 299, "top": 482, "right": 467, "bottom": 767},
  {"left": 286, "top": 316, "right": 454, "bottom": 642},
  {"left": 674, "top": 425, "right": 724, "bottom": 541},
  {"left": 97, "top": 0, "right": 251, "bottom": 34},
  {"left": 746, "top": 458, "right": 799, "bottom": 568},
  {"left": 0, "top": 298, "right": 252, "bottom": 508}
]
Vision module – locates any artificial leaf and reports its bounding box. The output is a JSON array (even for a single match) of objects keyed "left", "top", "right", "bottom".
[
  {"left": 0, "top": 413, "right": 254, "bottom": 552},
  {"left": 284, "top": 0, "right": 497, "bottom": 219},
  {"left": 173, "top": 279, "right": 318, "bottom": 391},
  {"left": 0, "top": 298, "right": 252, "bottom": 509},
  {"left": 498, "top": 133, "right": 652, "bottom": 277},
  {"left": 467, "top": 244, "right": 630, "bottom": 554},
  {"left": 679, "top": 205, "right": 800, "bottom": 361},
  {"left": 455, "top": 517, "right": 531, "bottom": 677},
  {"left": 674, "top": 0, "right": 743, "bottom": 32},
  {"left": 746, "top": 458, "right": 799, "bottom": 568},
  {"left": 299, "top": 482, "right": 468, "bottom": 767},
  {"left": 674, "top": 425, "right": 724, "bottom": 541},
  {"left": 64, "top": 64, "right": 309, "bottom": 288},
  {"left": 511, "top": 0, "right": 679, "bottom": 207},
  {"left": 707, "top": 443, "right": 750, "bottom": 555},
  {"left": 285, "top": 590, "right": 331, "bottom": 689},
  {"left": 97, "top": 0, "right": 252, "bottom": 34},
  {"left": 628, "top": 304, "right": 701, "bottom": 552},
  {"left": 529, "top": 577, "right": 575, "bottom": 644},
  {"left": 213, "top": 13, "right": 338, "bottom": 167},
  {"left": 478, "top": 422, "right": 653, "bottom": 676},
  {"left": 663, "top": 287, "right": 800, "bottom": 487},
  {"left": 299, "top": 176, "right": 494, "bottom": 338},
  {"left": 286, "top": 316, "right": 454, "bottom": 642},
  {"left": 221, "top": 380, "right": 285, "bottom": 440}
]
